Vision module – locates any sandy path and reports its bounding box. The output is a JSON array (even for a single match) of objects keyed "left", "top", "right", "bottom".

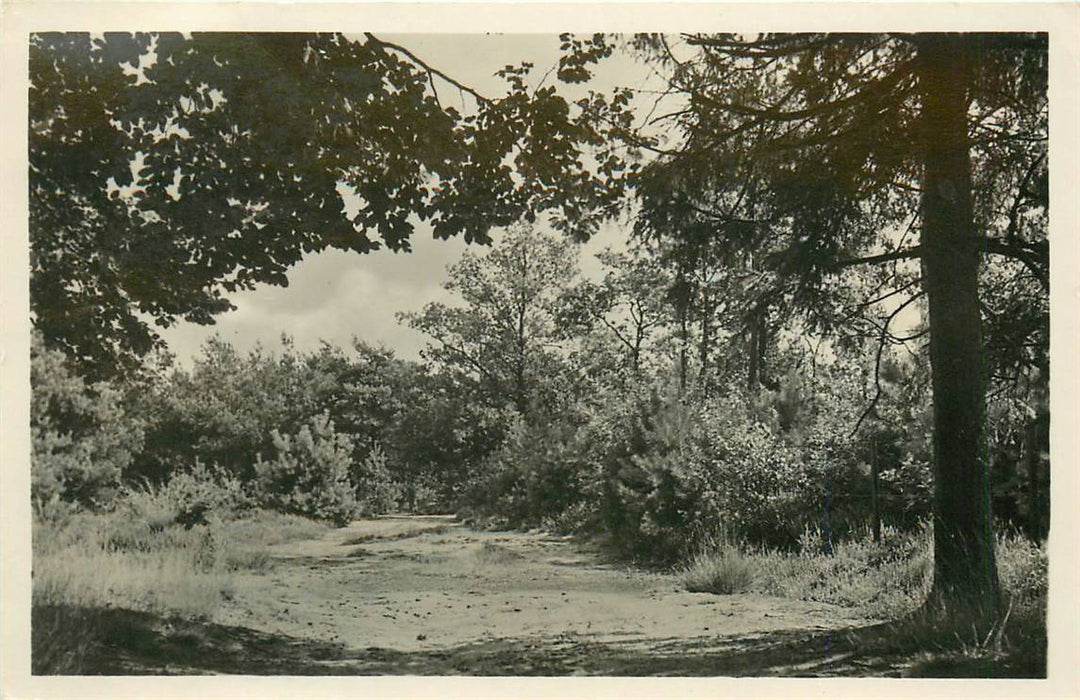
[{"left": 215, "top": 516, "right": 870, "bottom": 662}]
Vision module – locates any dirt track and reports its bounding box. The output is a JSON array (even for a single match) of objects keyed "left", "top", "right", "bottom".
[{"left": 202, "top": 516, "right": 875, "bottom": 674}]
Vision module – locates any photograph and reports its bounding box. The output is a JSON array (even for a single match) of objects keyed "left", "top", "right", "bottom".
[{"left": 2, "top": 4, "right": 1077, "bottom": 694}]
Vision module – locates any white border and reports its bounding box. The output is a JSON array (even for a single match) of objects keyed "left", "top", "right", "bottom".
[{"left": 2, "top": 4, "right": 1078, "bottom": 698}]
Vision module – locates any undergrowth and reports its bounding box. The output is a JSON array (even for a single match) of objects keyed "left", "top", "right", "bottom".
[
  {"left": 32, "top": 479, "right": 332, "bottom": 674},
  {"left": 676, "top": 522, "right": 1047, "bottom": 676}
]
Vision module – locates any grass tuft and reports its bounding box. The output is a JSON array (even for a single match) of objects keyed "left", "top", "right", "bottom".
[
  {"left": 475, "top": 541, "right": 525, "bottom": 565},
  {"left": 679, "top": 538, "right": 756, "bottom": 594}
]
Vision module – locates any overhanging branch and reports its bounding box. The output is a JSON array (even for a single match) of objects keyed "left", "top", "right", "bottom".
[
  {"left": 833, "top": 246, "right": 922, "bottom": 269},
  {"left": 364, "top": 33, "right": 493, "bottom": 107}
]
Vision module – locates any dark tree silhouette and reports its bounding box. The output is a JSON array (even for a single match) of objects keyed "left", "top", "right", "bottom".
[
  {"left": 29, "top": 32, "right": 630, "bottom": 378},
  {"left": 627, "top": 32, "right": 1047, "bottom": 627}
]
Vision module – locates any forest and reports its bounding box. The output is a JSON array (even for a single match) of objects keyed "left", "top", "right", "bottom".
[{"left": 28, "top": 31, "right": 1049, "bottom": 677}]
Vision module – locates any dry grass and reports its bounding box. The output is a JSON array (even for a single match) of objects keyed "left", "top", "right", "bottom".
[
  {"left": 34, "top": 508, "right": 330, "bottom": 617},
  {"left": 675, "top": 523, "right": 1047, "bottom": 676},
  {"left": 475, "top": 541, "right": 525, "bottom": 565},
  {"left": 678, "top": 524, "right": 1046, "bottom": 623},
  {"left": 750, "top": 525, "right": 934, "bottom": 619},
  {"left": 679, "top": 541, "right": 756, "bottom": 594},
  {"left": 34, "top": 514, "right": 233, "bottom": 619},
  {"left": 32, "top": 493, "right": 334, "bottom": 674},
  {"left": 224, "top": 509, "right": 330, "bottom": 548}
]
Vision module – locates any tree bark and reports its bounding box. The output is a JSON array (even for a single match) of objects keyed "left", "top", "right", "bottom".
[
  {"left": 698, "top": 264, "right": 713, "bottom": 395},
  {"left": 916, "top": 34, "right": 1000, "bottom": 623},
  {"left": 747, "top": 305, "right": 769, "bottom": 392}
]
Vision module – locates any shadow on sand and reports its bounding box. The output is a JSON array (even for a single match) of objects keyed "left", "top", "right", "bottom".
[{"left": 32, "top": 604, "right": 1044, "bottom": 678}]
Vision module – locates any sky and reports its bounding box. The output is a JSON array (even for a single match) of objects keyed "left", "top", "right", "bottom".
[{"left": 159, "top": 34, "right": 658, "bottom": 365}]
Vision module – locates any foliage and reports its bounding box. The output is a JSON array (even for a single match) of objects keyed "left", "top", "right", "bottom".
[
  {"left": 460, "top": 415, "right": 590, "bottom": 529},
  {"left": 27, "top": 32, "right": 1051, "bottom": 652},
  {"left": 353, "top": 442, "right": 402, "bottom": 516},
  {"left": 31, "top": 332, "right": 144, "bottom": 511},
  {"left": 624, "top": 32, "right": 1048, "bottom": 619},
  {"left": 402, "top": 225, "right": 579, "bottom": 417},
  {"left": 29, "top": 32, "right": 632, "bottom": 378},
  {"left": 254, "top": 414, "right": 359, "bottom": 525},
  {"left": 557, "top": 248, "right": 671, "bottom": 375},
  {"left": 136, "top": 336, "right": 319, "bottom": 482},
  {"left": 388, "top": 369, "right": 514, "bottom": 510},
  {"left": 595, "top": 366, "right": 881, "bottom": 563}
]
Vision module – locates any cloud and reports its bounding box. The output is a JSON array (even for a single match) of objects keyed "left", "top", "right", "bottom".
[
  {"left": 161, "top": 229, "right": 470, "bottom": 364},
  {"left": 161, "top": 218, "right": 627, "bottom": 366}
]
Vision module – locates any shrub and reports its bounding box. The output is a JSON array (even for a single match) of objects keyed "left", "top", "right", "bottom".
[
  {"left": 460, "top": 416, "right": 590, "bottom": 529},
  {"left": 157, "top": 461, "right": 254, "bottom": 521},
  {"left": 599, "top": 389, "right": 703, "bottom": 565},
  {"left": 353, "top": 442, "right": 402, "bottom": 515},
  {"left": 31, "top": 332, "right": 144, "bottom": 511},
  {"left": 254, "top": 413, "right": 359, "bottom": 525}
]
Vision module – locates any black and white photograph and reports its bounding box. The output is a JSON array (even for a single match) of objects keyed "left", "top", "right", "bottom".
[{"left": 2, "top": 2, "right": 1078, "bottom": 694}]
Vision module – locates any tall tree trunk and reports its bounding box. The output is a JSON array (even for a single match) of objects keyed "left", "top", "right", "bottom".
[
  {"left": 747, "top": 306, "right": 768, "bottom": 392},
  {"left": 674, "top": 269, "right": 690, "bottom": 393},
  {"left": 1025, "top": 408, "right": 1050, "bottom": 540},
  {"left": 698, "top": 267, "right": 713, "bottom": 395},
  {"left": 916, "top": 34, "right": 1000, "bottom": 623}
]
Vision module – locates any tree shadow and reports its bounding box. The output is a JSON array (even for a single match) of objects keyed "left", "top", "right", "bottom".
[{"left": 32, "top": 605, "right": 1044, "bottom": 677}]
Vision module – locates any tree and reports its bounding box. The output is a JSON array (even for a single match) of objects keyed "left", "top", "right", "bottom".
[
  {"left": 29, "top": 32, "right": 631, "bottom": 378},
  {"left": 557, "top": 248, "right": 670, "bottom": 375},
  {"left": 402, "top": 225, "right": 579, "bottom": 418},
  {"left": 254, "top": 413, "right": 359, "bottom": 525},
  {"left": 137, "top": 335, "right": 323, "bottom": 481},
  {"left": 624, "top": 32, "right": 1047, "bottom": 626},
  {"left": 30, "top": 332, "right": 144, "bottom": 511}
]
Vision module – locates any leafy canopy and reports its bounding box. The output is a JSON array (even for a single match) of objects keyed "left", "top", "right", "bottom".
[{"left": 30, "top": 32, "right": 632, "bottom": 377}]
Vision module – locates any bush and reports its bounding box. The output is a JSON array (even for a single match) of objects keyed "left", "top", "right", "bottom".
[
  {"left": 31, "top": 332, "right": 144, "bottom": 511},
  {"left": 254, "top": 413, "right": 359, "bottom": 525},
  {"left": 460, "top": 416, "right": 591, "bottom": 529},
  {"left": 353, "top": 442, "right": 402, "bottom": 515},
  {"left": 155, "top": 461, "right": 254, "bottom": 522},
  {"left": 598, "top": 389, "right": 703, "bottom": 565}
]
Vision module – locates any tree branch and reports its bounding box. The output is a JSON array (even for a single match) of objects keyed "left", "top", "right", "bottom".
[
  {"left": 849, "top": 291, "right": 924, "bottom": 437},
  {"left": 833, "top": 246, "right": 922, "bottom": 269},
  {"left": 364, "top": 33, "right": 492, "bottom": 107}
]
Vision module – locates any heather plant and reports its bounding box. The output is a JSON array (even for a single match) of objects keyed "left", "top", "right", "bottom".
[{"left": 254, "top": 413, "right": 359, "bottom": 525}]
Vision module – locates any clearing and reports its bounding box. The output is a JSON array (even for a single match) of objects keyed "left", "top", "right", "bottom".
[{"left": 90, "top": 516, "right": 896, "bottom": 675}]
